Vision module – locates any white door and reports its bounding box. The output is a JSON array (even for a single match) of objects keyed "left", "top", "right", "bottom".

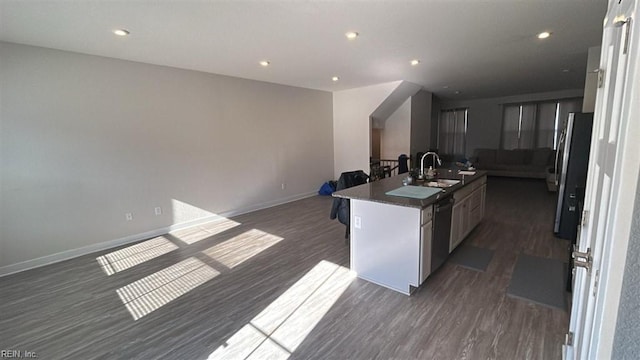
[{"left": 564, "top": 1, "right": 636, "bottom": 358}]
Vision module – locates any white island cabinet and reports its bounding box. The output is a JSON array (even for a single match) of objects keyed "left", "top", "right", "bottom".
[
  {"left": 350, "top": 200, "right": 433, "bottom": 295},
  {"left": 332, "top": 170, "right": 488, "bottom": 296},
  {"left": 449, "top": 176, "right": 487, "bottom": 253}
]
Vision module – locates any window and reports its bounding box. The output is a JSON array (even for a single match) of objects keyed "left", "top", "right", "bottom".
[
  {"left": 438, "top": 108, "right": 468, "bottom": 160},
  {"left": 501, "top": 98, "right": 582, "bottom": 150}
]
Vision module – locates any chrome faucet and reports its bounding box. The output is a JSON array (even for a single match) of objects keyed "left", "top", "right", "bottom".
[{"left": 420, "top": 152, "right": 442, "bottom": 178}]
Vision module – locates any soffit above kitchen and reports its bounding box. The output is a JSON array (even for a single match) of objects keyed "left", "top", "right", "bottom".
[{"left": 0, "top": 0, "right": 607, "bottom": 100}]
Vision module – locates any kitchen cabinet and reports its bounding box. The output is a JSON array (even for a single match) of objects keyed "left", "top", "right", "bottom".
[
  {"left": 349, "top": 200, "right": 433, "bottom": 295},
  {"left": 418, "top": 203, "right": 434, "bottom": 285},
  {"left": 449, "top": 176, "right": 487, "bottom": 253},
  {"left": 419, "top": 220, "right": 433, "bottom": 284},
  {"left": 450, "top": 200, "right": 464, "bottom": 252}
]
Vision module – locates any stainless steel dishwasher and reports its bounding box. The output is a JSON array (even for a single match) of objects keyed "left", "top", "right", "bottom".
[{"left": 431, "top": 196, "right": 454, "bottom": 272}]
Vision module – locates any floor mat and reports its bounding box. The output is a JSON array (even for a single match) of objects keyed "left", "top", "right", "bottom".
[
  {"left": 448, "top": 244, "right": 494, "bottom": 272},
  {"left": 507, "top": 254, "right": 568, "bottom": 311}
]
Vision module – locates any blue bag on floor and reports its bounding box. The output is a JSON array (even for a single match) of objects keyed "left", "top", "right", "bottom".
[{"left": 318, "top": 181, "right": 335, "bottom": 195}]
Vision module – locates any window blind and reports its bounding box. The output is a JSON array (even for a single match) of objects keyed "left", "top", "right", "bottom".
[
  {"left": 501, "top": 98, "right": 583, "bottom": 150},
  {"left": 438, "top": 108, "right": 467, "bottom": 159}
]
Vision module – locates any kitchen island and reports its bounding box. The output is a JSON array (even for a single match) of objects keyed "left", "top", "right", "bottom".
[{"left": 333, "top": 169, "right": 487, "bottom": 295}]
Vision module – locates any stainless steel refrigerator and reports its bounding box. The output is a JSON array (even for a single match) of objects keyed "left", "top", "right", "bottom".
[{"left": 554, "top": 112, "right": 594, "bottom": 240}]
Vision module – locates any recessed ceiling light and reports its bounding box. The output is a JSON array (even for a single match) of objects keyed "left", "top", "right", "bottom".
[
  {"left": 537, "top": 31, "right": 551, "bottom": 39},
  {"left": 562, "top": 69, "right": 570, "bottom": 73},
  {"left": 113, "top": 29, "right": 130, "bottom": 36},
  {"left": 455, "top": 91, "right": 461, "bottom": 95},
  {"left": 259, "top": 60, "right": 270, "bottom": 67},
  {"left": 332, "top": 76, "right": 340, "bottom": 82},
  {"left": 345, "top": 31, "right": 359, "bottom": 40},
  {"left": 443, "top": 85, "right": 449, "bottom": 89},
  {"left": 410, "top": 59, "right": 420, "bottom": 66}
]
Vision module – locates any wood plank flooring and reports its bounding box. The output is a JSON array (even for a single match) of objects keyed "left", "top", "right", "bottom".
[{"left": 0, "top": 177, "right": 570, "bottom": 359}]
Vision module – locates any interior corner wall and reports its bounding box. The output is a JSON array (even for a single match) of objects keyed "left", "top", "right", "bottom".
[
  {"left": 0, "top": 42, "right": 334, "bottom": 271},
  {"left": 332, "top": 81, "right": 402, "bottom": 179},
  {"left": 430, "top": 96, "right": 441, "bottom": 150},
  {"left": 440, "top": 89, "right": 584, "bottom": 157},
  {"left": 380, "top": 98, "right": 411, "bottom": 160},
  {"left": 613, "top": 167, "right": 640, "bottom": 358},
  {"left": 410, "top": 90, "right": 433, "bottom": 158}
]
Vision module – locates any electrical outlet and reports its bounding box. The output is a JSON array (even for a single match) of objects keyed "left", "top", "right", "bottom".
[
  {"left": 154, "top": 207, "right": 162, "bottom": 216},
  {"left": 354, "top": 216, "right": 361, "bottom": 229},
  {"left": 281, "top": 183, "right": 286, "bottom": 190},
  {"left": 125, "top": 213, "right": 133, "bottom": 221}
]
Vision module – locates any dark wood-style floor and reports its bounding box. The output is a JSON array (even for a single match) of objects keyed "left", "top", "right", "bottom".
[{"left": 0, "top": 177, "right": 570, "bottom": 359}]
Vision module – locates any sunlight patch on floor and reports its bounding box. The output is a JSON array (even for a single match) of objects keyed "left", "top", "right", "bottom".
[
  {"left": 96, "top": 237, "right": 178, "bottom": 275},
  {"left": 117, "top": 257, "right": 219, "bottom": 320},
  {"left": 199, "top": 218, "right": 242, "bottom": 237},
  {"left": 171, "top": 218, "right": 241, "bottom": 245},
  {"left": 170, "top": 227, "right": 214, "bottom": 245},
  {"left": 203, "top": 229, "right": 283, "bottom": 268},
  {"left": 208, "top": 260, "right": 355, "bottom": 360}
]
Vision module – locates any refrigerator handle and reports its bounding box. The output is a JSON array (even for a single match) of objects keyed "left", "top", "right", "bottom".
[{"left": 555, "top": 131, "right": 565, "bottom": 186}]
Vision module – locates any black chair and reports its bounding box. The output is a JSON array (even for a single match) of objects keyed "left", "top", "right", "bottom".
[
  {"left": 370, "top": 163, "right": 392, "bottom": 181},
  {"left": 329, "top": 170, "right": 369, "bottom": 242},
  {"left": 383, "top": 165, "right": 392, "bottom": 178},
  {"left": 398, "top": 154, "right": 409, "bottom": 174}
]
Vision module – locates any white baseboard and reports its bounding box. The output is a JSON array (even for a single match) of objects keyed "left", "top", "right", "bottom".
[
  {"left": 0, "top": 191, "right": 317, "bottom": 278},
  {"left": 219, "top": 191, "right": 317, "bottom": 218}
]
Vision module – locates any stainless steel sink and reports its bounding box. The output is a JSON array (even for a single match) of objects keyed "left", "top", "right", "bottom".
[{"left": 424, "top": 179, "right": 460, "bottom": 188}]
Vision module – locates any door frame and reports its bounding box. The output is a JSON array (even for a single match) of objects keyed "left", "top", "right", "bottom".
[
  {"left": 568, "top": 0, "right": 640, "bottom": 358},
  {"left": 589, "top": 0, "right": 640, "bottom": 356}
]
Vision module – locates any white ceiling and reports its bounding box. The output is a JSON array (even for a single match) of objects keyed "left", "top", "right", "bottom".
[{"left": 0, "top": 0, "right": 607, "bottom": 100}]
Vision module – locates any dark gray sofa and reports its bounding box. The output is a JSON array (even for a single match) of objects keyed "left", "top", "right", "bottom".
[{"left": 471, "top": 148, "right": 554, "bottom": 179}]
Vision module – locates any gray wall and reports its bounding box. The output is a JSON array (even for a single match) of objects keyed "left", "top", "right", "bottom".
[
  {"left": 0, "top": 42, "right": 334, "bottom": 271},
  {"left": 613, "top": 167, "right": 640, "bottom": 359},
  {"left": 410, "top": 90, "right": 433, "bottom": 159},
  {"left": 440, "top": 89, "right": 584, "bottom": 157},
  {"left": 430, "top": 96, "right": 441, "bottom": 149},
  {"left": 380, "top": 98, "right": 411, "bottom": 159},
  {"left": 333, "top": 81, "right": 401, "bottom": 178}
]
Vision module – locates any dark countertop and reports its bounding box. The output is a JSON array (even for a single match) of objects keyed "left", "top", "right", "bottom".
[{"left": 332, "top": 169, "right": 487, "bottom": 209}]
